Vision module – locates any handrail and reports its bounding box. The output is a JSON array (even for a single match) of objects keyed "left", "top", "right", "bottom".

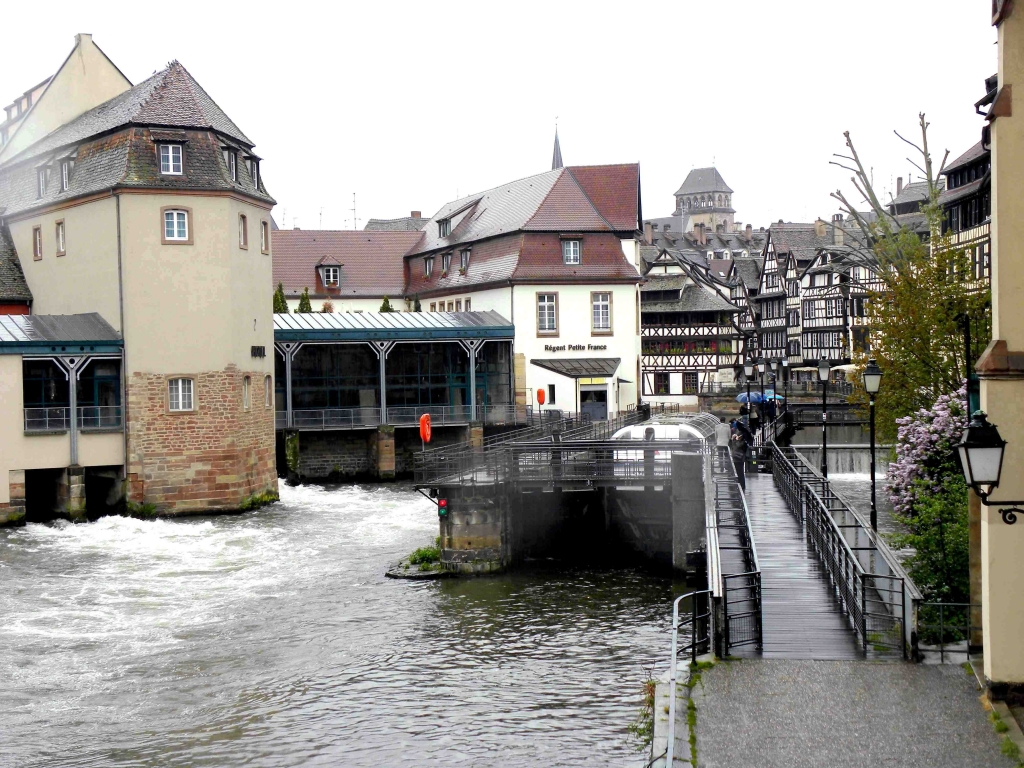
[{"left": 666, "top": 589, "right": 713, "bottom": 768}]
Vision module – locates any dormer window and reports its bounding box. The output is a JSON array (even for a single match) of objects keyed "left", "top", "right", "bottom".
[
  {"left": 159, "top": 144, "right": 183, "bottom": 175},
  {"left": 438, "top": 219, "right": 451, "bottom": 238},
  {"left": 322, "top": 266, "right": 340, "bottom": 287},
  {"left": 425, "top": 257, "right": 434, "bottom": 277},
  {"left": 562, "top": 239, "right": 581, "bottom": 264},
  {"left": 460, "top": 249, "right": 470, "bottom": 270},
  {"left": 442, "top": 253, "right": 452, "bottom": 274},
  {"left": 61, "top": 160, "right": 73, "bottom": 191},
  {"left": 224, "top": 149, "right": 238, "bottom": 182},
  {"left": 251, "top": 160, "right": 260, "bottom": 190},
  {"left": 36, "top": 168, "right": 47, "bottom": 198}
]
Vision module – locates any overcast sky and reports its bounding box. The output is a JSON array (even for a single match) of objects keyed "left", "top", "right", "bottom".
[{"left": 0, "top": 1, "right": 996, "bottom": 231}]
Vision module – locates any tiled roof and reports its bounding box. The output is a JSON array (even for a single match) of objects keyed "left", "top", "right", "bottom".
[
  {"left": 272, "top": 230, "right": 420, "bottom": 298},
  {"left": 640, "top": 284, "right": 739, "bottom": 314},
  {"left": 525, "top": 169, "right": 613, "bottom": 231},
  {"left": 939, "top": 178, "right": 986, "bottom": 206},
  {"left": 2, "top": 62, "right": 251, "bottom": 168},
  {"left": 675, "top": 167, "right": 733, "bottom": 196},
  {"left": 512, "top": 232, "right": 640, "bottom": 282},
  {"left": 0, "top": 224, "right": 31, "bottom": 302},
  {"left": 567, "top": 164, "right": 640, "bottom": 231},
  {"left": 708, "top": 258, "right": 733, "bottom": 280},
  {"left": 770, "top": 223, "right": 854, "bottom": 264},
  {"left": 364, "top": 216, "right": 429, "bottom": 232},
  {"left": 641, "top": 274, "right": 689, "bottom": 292},
  {"left": 890, "top": 181, "right": 931, "bottom": 207},
  {"left": 943, "top": 141, "right": 988, "bottom": 174},
  {"left": 732, "top": 257, "right": 762, "bottom": 288},
  {"left": 406, "top": 233, "right": 521, "bottom": 297}
]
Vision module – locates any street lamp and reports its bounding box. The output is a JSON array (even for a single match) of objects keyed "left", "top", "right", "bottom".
[
  {"left": 863, "top": 358, "right": 883, "bottom": 531},
  {"left": 818, "top": 358, "right": 831, "bottom": 477},
  {"left": 757, "top": 358, "right": 767, "bottom": 443},
  {"left": 782, "top": 358, "right": 789, "bottom": 413},
  {"left": 743, "top": 359, "right": 754, "bottom": 428},
  {"left": 956, "top": 411, "right": 1020, "bottom": 524}
]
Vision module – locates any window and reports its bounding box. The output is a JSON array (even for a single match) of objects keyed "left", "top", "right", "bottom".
[
  {"left": 37, "top": 168, "right": 46, "bottom": 198},
  {"left": 537, "top": 293, "right": 558, "bottom": 334},
  {"left": 592, "top": 292, "right": 611, "bottom": 333},
  {"left": 159, "top": 144, "right": 183, "bottom": 175},
  {"left": 168, "top": 378, "right": 194, "bottom": 412},
  {"left": 547, "top": 384, "right": 556, "bottom": 404},
  {"left": 654, "top": 372, "right": 670, "bottom": 394},
  {"left": 442, "top": 253, "right": 451, "bottom": 274},
  {"left": 562, "top": 239, "right": 581, "bottom": 264},
  {"left": 32, "top": 226, "right": 42, "bottom": 261},
  {"left": 163, "top": 209, "right": 189, "bottom": 242},
  {"left": 61, "top": 160, "right": 71, "bottom": 191},
  {"left": 455, "top": 299, "right": 462, "bottom": 312},
  {"left": 447, "top": 301, "right": 454, "bottom": 311},
  {"left": 464, "top": 297, "right": 471, "bottom": 311},
  {"left": 438, "top": 218, "right": 451, "bottom": 238},
  {"left": 460, "top": 249, "right": 470, "bottom": 270},
  {"left": 430, "top": 302, "right": 436, "bottom": 312},
  {"left": 261, "top": 220, "right": 270, "bottom": 254},
  {"left": 238, "top": 214, "right": 248, "bottom": 249},
  {"left": 264, "top": 375, "right": 272, "bottom": 408},
  {"left": 323, "top": 266, "right": 340, "bottom": 287},
  {"left": 424, "top": 257, "right": 434, "bottom": 277},
  {"left": 243, "top": 376, "right": 251, "bottom": 410},
  {"left": 251, "top": 160, "right": 260, "bottom": 189},
  {"left": 55, "top": 220, "right": 65, "bottom": 256},
  {"left": 224, "top": 149, "right": 237, "bottom": 182}
]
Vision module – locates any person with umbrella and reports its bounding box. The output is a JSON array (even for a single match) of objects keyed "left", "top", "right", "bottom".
[{"left": 729, "top": 419, "right": 752, "bottom": 489}]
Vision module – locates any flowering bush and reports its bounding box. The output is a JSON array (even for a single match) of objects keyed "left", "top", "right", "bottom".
[{"left": 887, "top": 385, "right": 968, "bottom": 519}]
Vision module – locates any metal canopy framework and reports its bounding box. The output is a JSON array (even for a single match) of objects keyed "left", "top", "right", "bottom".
[
  {"left": 0, "top": 313, "right": 122, "bottom": 355},
  {"left": 274, "top": 310, "right": 514, "bottom": 343},
  {"left": 530, "top": 357, "right": 622, "bottom": 378}
]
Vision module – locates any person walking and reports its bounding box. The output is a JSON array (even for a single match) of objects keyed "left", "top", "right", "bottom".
[{"left": 730, "top": 422, "right": 750, "bottom": 490}]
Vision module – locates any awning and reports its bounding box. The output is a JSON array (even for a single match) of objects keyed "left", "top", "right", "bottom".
[{"left": 531, "top": 357, "right": 621, "bottom": 378}]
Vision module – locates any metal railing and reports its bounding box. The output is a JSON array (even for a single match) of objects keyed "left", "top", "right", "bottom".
[
  {"left": 915, "top": 602, "right": 981, "bottom": 663},
  {"left": 384, "top": 405, "right": 475, "bottom": 426},
  {"left": 24, "top": 407, "right": 70, "bottom": 432},
  {"left": 278, "top": 404, "right": 538, "bottom": 430},
  {"left": 665, "top": 589, "right": 713, "bottom": 768},
  {"left": 771, "top": 443, "right": 920, "bottom": 657},
  {"left": 77, "top": 405, "right": 123, "bottom": 430},
  {"left": 291, "top": 407, "right": 382, "bottom": 429},
  {"left": 712, "top": 464, "right": 762, "bottom": 652}
]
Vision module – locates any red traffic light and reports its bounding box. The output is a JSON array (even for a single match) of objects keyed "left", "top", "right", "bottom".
[
  {"left": 438, "top": 499, "right": 448, "bottom": 508},
  {"left": 437, "top": 498, "right": 449, "bottom": 517}
]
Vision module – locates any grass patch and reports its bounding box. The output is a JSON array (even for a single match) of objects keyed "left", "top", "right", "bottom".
[
  {"left": 239, "top": 490, "right": 279, "bottom": 512},
  {"left": 125, "top": 501, "right": 158, "bottom": 519},
  {"left": 687, "top": 698, "right": 698, "bottom": 765},
  {"left": 409, "top": 537, "right": 442, "bottom": 566},
  {"left": 1001, "top": 735, "right": 1021, "bottom": 763},
  {"left": 626, "top": 667, "right": 656, "bottom": 753}
]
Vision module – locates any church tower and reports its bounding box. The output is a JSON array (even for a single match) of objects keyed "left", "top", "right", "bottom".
[{"left": 673, "top": 167, "right": 736, "bottom": 232}]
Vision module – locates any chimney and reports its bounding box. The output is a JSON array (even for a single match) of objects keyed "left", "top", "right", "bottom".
[
  {"left": 696, "top": 223, "right": 706, "bottom": 246},
  {"left": 293, "top": 225, "right": 301, "bottom": 230},
  {"left": 644, "top": 221, "right": 654, "bottom": 244},
  {"left": 896, "top": 177, "right": 903, "bottom": 196},
  {"left": 716, "top": 222, "right": 725, "bottom": 234},
  {"left": 411, "top": 211, "right": 421, "bottom": 218},
  {"left": 814, "top": 219, "right": 827, "bottom": 237},
  {"left": 745, "top": 223, "right": 752, "bottom": 242},
  {"left": 831, "top": 213, "right": 844, "bottom": 246}
]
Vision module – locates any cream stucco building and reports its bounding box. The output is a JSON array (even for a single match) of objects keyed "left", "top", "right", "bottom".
[{"left": 0, "top": 35, "right": 277, "bottom": 524}]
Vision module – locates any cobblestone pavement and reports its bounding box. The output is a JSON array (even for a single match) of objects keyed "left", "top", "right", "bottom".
[{"left": 690, "top": 660, "right": 1013, "bottom": 768}]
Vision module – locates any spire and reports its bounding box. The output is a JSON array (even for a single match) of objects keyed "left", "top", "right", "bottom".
[{"left": 552, "top": 127, "right": 563, "bottom": 170}]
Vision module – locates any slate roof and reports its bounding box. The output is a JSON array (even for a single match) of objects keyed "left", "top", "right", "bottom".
[
  {"left": 272, "top": 230, "right": 421, "bottom": 299},
  {"left": 641, "top": 274, "right": 689, "bottom": 292},
  {"left": 732, "top": 258, "right": 762, "bottom": 288},
  {"left": 943, "top": 141, "right": 988, "bottom": 174},
  {"left": 939, "top": 178, "right": 986, "bottom": 206},
  {"left": 890, "top": 181, "right": 931, "bottom": 208},
  {"left": 640, "top": 285, "right": 739, "bottom": 314},
  {"left": 708, "top": 258, "right": 733, "bottom": 281},
  {"left": 770, "top": 223, "right": 856, "bottom": 265},
  {"left": 364, "top": 216, "right": 429, "bottom": 232},
  {"left": 675, "top": 167, "right": 733, "bottom": 196},
  {"left": 1, "top": 62, "right": 251, "bottom": 167},
  {"left": 0, "top": 224, "right": 31, "bottom": 302}
]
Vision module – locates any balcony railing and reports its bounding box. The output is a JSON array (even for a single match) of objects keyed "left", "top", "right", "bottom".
[
  {"left": 386, "top": 405, "right": 474, "bottom": 426},
  {"left": 291, "top": 408, "right": 382, "bottom": 430},
  {"left": 78, "top": 405, "right": 123, "bottom": 430},
  {"left": 24, "top": 407, "right": 70, "bottom": 432}
]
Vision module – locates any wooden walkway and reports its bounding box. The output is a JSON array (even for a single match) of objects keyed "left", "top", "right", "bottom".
[{"left": 737, "top": 472, "right": 864, "bottom": 659}]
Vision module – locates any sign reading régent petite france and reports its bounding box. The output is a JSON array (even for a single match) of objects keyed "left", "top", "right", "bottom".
[{"left": 543, "top": 344, "right": 608, "bottom": 352}]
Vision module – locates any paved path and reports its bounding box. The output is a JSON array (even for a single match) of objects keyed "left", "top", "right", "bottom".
[
  {"left": 740, "top": 472, "right": 863, "bottom": 659},
  {"left": 691, "top": 659, "right": 1013, "bottom": 768}
]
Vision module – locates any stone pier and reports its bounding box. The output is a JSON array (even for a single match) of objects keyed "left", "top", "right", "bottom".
[
  {"left": 0, "top": 469, "right": 27, "bottom": 526},
  {"left": 57, "top": 466, "right": 87, "bottom": 522}
]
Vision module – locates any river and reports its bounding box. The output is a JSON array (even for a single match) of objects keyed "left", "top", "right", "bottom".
[{"left": 0, "top": 483, "right": 679, "bottom": 768}]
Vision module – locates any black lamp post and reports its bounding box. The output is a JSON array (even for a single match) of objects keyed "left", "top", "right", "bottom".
[
  {"left": 818, "top": 358, "right": 831, "bottom": 477},
  {"left": 956, "top": 411, "right": 1021, "bottom": 524},
  {"left": 782, "top": 358, "right": 789, "bottom": 413},
  {"left": 758, "top": 358, "right": 767, "bottom": 443},
  {"left": 863, "top": 358, "right": 883, "bottom": 531},
  {"left": 743, "top": 359, "right": 754, "bottom": 427}
]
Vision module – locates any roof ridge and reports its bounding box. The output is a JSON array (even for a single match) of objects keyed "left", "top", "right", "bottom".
[
  {"left": 429, "top": 168, "right": 562, "bottom": 217},
  {"left": 562, "top": 167, "right": 617, "bottom": 231}
]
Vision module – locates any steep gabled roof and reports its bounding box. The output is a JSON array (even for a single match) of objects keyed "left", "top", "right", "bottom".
[
  {"left": 525, "top": 169, "right": 613, "bottom": 231},
  {"left": 943, "top": 140, "right": 988, "bottom": 175},
  {"left": 3, "top": 61, "right": 252, "bottom": 167},
  {"left": 732, "top": 257, "right": 762, "bottom": 289},
  {"left": 675, "top": 167, "right": 733, "bottom": 196},
  {"left": 0, "top": 225, "right": 31, "bottom": 303},
  {"left": 567, "top": 164, "right": 640, "bottom": 231}
]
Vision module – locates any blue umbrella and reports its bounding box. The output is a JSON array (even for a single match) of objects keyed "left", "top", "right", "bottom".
[
  {"left": 735, "top": 391, "right": 764, "bottom": 404},
  {"left": 763, "top": 390, "right": 786, "bottom": 401}
]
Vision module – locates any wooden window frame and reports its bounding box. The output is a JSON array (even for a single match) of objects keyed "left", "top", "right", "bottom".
[
  {"left": 161, "top": 206, "right": 193, "bottom": 245},
  {"left": 167, "top": 376, "right": 195, "bottom": 413},
  {"left": 61, "top": 161, "right": 71, "bottom": 191},
  {"left": 261, "top": 220, "right": 270, "bottom": 254},
  {"left": 424, "top": 257, "right": 434, "bottom": 278},
  {"left": 591, "top": 291, "right": 613, "bottom": 336},
  {"left": 429, "top": 302, "right": 436, "bottom": 312},
  {"left": 37, "top": 168, "right": 47, "bottom": 199},
  {"left": 323, "top": 266, "right": 340, "bottom": 287},
  {"left": 32, "top": 226, "right": 42, "bottom": 261},
  {"left": 239, "top": 213, "right": 248, "bottom": 250},
  {"left": 159, "top": 144, "right": 184, "bottom": 175},
  {"left": 55, "top": 220, "right": 66, "bottom": 256},
  {"left": 562, "top": 239, "right": 581, "bottom": 265},
  {"left": 536, "top": 292, "right": 559, "bottom": 337}
]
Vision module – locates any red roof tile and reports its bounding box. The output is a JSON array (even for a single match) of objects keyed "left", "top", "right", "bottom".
[
  {"left": 567, "top": 164, "right": 640, "bottom": 232},
  {"left": 405, "top": 233, "right": 522, "bottom": 297},
  {"left": 272, "top": 230, "right": 421, "bottom": 298},
  {"left": 512, "top": 233, "right": 641, "bottom": 282},
  {"left": 525, "top": 170, "right": 612, "bottom": 231}
]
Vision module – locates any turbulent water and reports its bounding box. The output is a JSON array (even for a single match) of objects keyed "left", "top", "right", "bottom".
[{"left": 0, "top": 484, "right": 677, "bottom": 768}]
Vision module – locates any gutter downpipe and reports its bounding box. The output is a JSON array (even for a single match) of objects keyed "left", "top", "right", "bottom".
[{"left": 115, "top": 191, "right": 129, "bottom": 493}]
